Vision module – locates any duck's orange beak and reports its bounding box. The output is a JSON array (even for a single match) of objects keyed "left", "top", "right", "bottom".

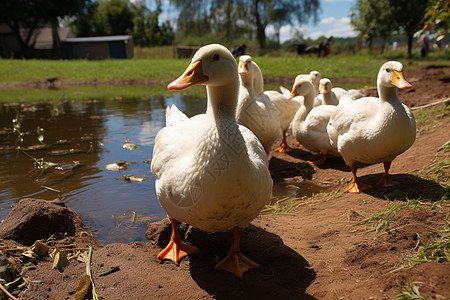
[
  {"left": 319, "top": 84, "right": 327, "bottom": 94},
  {"left": 168, "top": 61, "right": 209, "bottom": 90},
  {"left": 391, "top": 71, "right": 412, "bottom": 89},
  {"left": 238, "top": 61, "right": 248, "bottom": 74},
  {"left": 287, "top": 87, "right": 296, "bottom": 100}
]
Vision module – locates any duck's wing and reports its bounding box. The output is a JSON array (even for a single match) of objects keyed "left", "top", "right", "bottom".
[
  {"left": 151, "top": 112, "right": 204, "bottom": 178},
  {"left": 328, "top": 97, "right": 379, "bottom": 138},
  {"left": 166, "top": 104, "right": 189, "bottom": 127},
  {"left": 279, "top": 85, "right": 291, "bottom": 97}
]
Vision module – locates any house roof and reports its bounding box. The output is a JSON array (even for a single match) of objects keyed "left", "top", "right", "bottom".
[{"left": 64, "top": 35, "right": 133, "bottom": 43}]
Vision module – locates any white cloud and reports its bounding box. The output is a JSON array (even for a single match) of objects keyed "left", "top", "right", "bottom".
[
  {"left": 271, "top": 16, "right": 356, "bottom": 43},
  {"left": 321, "top": 17, "right": 336, "bottom": 25}
]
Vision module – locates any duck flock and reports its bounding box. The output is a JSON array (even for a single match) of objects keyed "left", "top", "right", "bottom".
[{"left": 150, "top": 44, "right": 416, "bottom": 278}]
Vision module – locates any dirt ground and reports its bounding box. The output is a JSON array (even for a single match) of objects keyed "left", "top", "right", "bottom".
[{"left": 1, "top": 64, "right": 450, "bottom": 300}]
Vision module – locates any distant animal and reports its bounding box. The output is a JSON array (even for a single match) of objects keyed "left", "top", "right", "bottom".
[
  {"left": 296, "top": 36, "right": 333, "bottom": 57},
  {"left": 231, "top": 44, "right": 247, "bottom": 58}
]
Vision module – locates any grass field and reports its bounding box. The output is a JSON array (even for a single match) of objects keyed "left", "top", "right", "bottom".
[{"left": 0, "top": 48, "right": 448, "bottom": 102}]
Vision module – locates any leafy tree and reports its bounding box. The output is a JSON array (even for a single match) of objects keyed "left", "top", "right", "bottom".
[
  {"left": 350, "top": 0, "right": 394, "bottom": 53},
  {"left": 419, "top": 0, "right": 449, "bottom": 41},
  {"left": 388, "top": 0, "right": 428, "bottom": 57},
  {"left": 170, "top": 0, "right": 320, "bottom": 49},
  {"left": 0, "top": 0, "right": 89, "bottom": 58},
  {"left": 250, "top": 0, "right": 320, "bottom": 49},
  {"left": 71, "top": 0, "right": 133, "bottom": 36}
]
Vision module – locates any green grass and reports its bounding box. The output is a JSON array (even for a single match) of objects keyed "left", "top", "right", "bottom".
[
  {"left": 261, "top": 196, "right": 307, "bottom": 214},
  {"left": 406, "top": 227, "right": 450, "bottom": 268},
  {"left": 418, "top": 140, "right": 450, "bottom": 186},
  {"left": 396, "top": 281, "right": 428, "bottom": 300},
  {"left": 413, "top": 102, "right": 450, "bottom": 133},
  {"left": 1, "top": 54, "right": 448, "bottom": 90},
  {"left": 0, "top": 58, "right": 191, "bottom": 83},
  {"left": 353, "top": 198, "right": 421, "bottom": 233}
]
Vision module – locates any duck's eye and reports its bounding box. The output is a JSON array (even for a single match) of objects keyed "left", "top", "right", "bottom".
[
  {"left": 386, "top": 68, "right": 390, "bottom": 72},
  {"left": 213, "top": 54, "right": 220, "bottom": 61}
]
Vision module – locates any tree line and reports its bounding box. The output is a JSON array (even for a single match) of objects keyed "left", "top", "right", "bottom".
[
  {"left": 350, "top": 0, "right": 449, "bottom": 57},
  {"left": 0, "top": 0, "right": 447, "bottom": 59}
]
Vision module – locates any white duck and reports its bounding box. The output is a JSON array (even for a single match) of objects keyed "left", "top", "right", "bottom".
[
  {"left": 290, "top": 77, "right": 340, "bottom": 165},
  {"left": 317, "top": 78, "right": 339, "bottom": 106},
  {"left": 151, "top": 44, "right": 273, "bottom": 278},
  {"left": 327, "top": 61, "right": 416, "bottom": 193},
  {"left": 237, "top": 55, "right": 281, "bottom": 154},
  {"left": 239, "top": 55, "right": 301, "bottom": 153}
]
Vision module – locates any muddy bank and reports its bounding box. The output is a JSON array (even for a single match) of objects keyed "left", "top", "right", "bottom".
[{"left": 0, "top": 64, "right": 448, "bottom": 299}]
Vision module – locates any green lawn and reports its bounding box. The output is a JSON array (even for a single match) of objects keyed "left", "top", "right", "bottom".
[
  {"left": 2, "top": 54, "right": 448, "bottom": 85},
  {"left": 0, "top": 53, "right": 448, "bottom": 102}
]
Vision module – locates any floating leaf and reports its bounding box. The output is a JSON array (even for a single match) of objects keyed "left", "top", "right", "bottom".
[
  {"left": 31, "top": 241, "right": 49, "bottom": 256},
  {"left": 74, "top": 274, "right": 91, "bottom": 300},
  {"left": 122, "top": 143, "right": 138, "bottom": 150},
  {"left": 104, "top": 161, "right": 129, "bottom": 171},
  {"left": 121, "top": 174, "right": 144, "bottom": 182},
  {"left": 143, "top": 159, "right": 152, "bottom": 164},
  {"left": 50, "top": 247, "right": 69, "bottom": 269}
]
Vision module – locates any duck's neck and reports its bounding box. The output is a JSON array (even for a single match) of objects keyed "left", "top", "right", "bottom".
[
  {"left": 205, "top": 80, "right": 239, "bottom": 126},
  {"left": 238, "top": 75, "right": 256, "bottom": 101},
  {"left": 293, "top": 91, "right": 314, "bottom": 125},
  {"left": 322, "top": 91, "right": 331, "bottom": 105},
  {"left": 378, "top": 83, "right": 400, "bottom": 105}
]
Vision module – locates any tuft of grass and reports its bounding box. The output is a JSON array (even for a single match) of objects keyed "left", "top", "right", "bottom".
[
  {"left": 396, "top": 281, "right": 428, "bottom": 300},
  {"left": 413, "top": 102, "right": 449, "bottom": 133},
  {"left": 418, "top": 140, "right": 450, "bottom": 186},
  {"left": 405, "top": 227, "right": 450, "bottom": 268},
  {"left": 353, "top": 198, "right": 421, "bottom": 233},
  {"left": 261, "top": 196, "right": 306, "bottom": 214}
]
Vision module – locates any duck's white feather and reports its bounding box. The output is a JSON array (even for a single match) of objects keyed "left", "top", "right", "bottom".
[
  {"left": 152, "top": 44, "right": 272, "bottom": 233},
  {"left": 327, "top": 61, "right": 416, "bottom": 167}
]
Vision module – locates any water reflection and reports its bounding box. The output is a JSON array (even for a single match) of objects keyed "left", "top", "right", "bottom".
[{"left": 0, "top": 93, "right": 206, "bottom": 244}]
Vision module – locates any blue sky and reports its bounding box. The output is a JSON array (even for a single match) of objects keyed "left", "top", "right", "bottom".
[
  {"left": 269, "top": 0, "right": 358, "bottom": 42},
  {"left": 155, "top": 0, "right": 357, "bottom": 43}
]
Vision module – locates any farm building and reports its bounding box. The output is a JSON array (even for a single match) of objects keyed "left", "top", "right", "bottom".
[
  {"left": 61, "top": 35, "right": 134, "bottom": 59},
  {"left": 0, "top": 24, "right": 133, "bottom": 59}
]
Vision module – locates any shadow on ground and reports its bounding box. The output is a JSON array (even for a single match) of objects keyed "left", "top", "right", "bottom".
[{"left": 186, "top": 224, "right": 317, "bottom": 300}]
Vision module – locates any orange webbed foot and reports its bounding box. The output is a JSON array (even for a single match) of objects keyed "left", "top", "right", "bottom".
[
  {"left": 344, "top": 181, "right": 372, "bottom": 193},
  {"left": 275, "top": 141, "right": 292, "bottom": 153},
  {"left": 215, "top": 251, "right": 258, "bottom": 279},
  {"left": 307, "top": 154, "right": 327, "bottom": 166},
  {"left": 376, "top": 176, "right": 400, "bottom": 187},
  {"left": 158, "top": 239, "right": 198, "bottom": 264}
]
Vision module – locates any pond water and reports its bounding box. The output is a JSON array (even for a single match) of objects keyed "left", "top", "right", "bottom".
[{"left": 0, "top": 88, "right": 322, "bottom": 244}]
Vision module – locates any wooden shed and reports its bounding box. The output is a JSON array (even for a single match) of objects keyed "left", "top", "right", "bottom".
[{"left": 62, "top": 35, "right": 134, "bottom": 59}]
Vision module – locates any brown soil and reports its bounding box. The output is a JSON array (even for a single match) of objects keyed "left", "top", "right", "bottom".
[{"left": 1, "top": 65, "right": 450, "bottom": 300}]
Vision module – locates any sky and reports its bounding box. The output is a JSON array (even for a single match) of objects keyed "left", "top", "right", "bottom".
[
  {"left": 271, "top": 0, "right": 358, "bottom": 42},
  {"left": 155, "top": 0, "right": 358, "bottom": 43}
]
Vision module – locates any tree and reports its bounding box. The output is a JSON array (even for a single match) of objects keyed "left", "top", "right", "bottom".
[
  {"left": 170, "top": 0, "right": 320, "bottom": 48},
  {"left": 419, "top": 0, "right": 449, "bottom": 41},
  {"left": 250, "top": 0, "right": 320, "bottom": 49},
  {"left": 350, "top": 0, "right": 394, "bottom": 53},
  {"left": 71, "top": 0, "right": 133, "bottom": 36},
  {"left": 388, "top": 0, "right": 428, "bottom": 58},
  {"left": 0, "top": 0, "right": 89, "bottom": 58}
]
